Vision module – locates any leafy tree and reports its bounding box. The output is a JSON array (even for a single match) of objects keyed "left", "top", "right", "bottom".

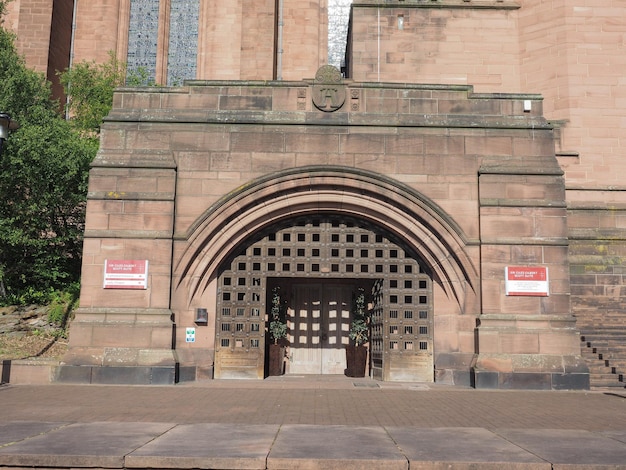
[
  {"left": 0, "top": 120, "right": 97, "bottom": 295},
  {"left": 0, "top": 2, "right": 97, "bottom": 301},
  {"left": 59, "top": 52, "right": 155, "bottom": 136},
  {"left": 58, "top": 52, "right": 127, "bottom": 136},
  {"left": 0, "top": 1, "right": 154, "bottom": 302}
]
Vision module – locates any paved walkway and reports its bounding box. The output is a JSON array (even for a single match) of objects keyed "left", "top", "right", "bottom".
[{"left": 1, "top": 376, "right": 626, "bottom": 469}]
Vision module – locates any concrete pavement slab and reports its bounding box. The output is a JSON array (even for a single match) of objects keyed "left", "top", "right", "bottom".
[
  {"left": 0, "top": 421, "right": 67, "bottom": 446},
  {"left": 387, "top": 427, "right": 550, "bottom": 470},
  {"left": 126, "top": 423, "right": 280, "bottom": 469},
  {"left": 0, "top": 421, "right": 174, "bottom": 468},
  {"left": 495, "top": 429, "right": 626, "bottom": 470},
  {"left": 602, "top": 430, "right": 626, "bottom": 445},
  {"left": 0, "top": 383, "right": 624, "bottom": 469},
  {"left": 267, "top": 424, "right": 408, "bottom": 470}
]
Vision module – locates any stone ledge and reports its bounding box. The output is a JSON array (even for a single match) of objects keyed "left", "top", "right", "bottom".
[
  {"left": 1, "top": 359, "right": 58, "bottom": 384},
  {"left": 55, "top": 364, "right": 177, "bottom": 385},
  {"left": 480, "top": 199, "right": 567, "bottom": 208},
  {"left": 479, "top": 237, "right": 569, "bottom": 246},
  {"left": 105, "top": 108, "right": 552, "bottom": 130},
  {"left": 473, "top": 369, "right": 590, "bottom": 390},
  {"left": 354, "top": 0, "right": 521, "bottom": 11},
  {"left": 83, "top": 229, "right": 174, "bottom": 239},
  {"left": 478, "top": 314, "right": 579, "bottom": 328},
  {"left": 87, "top": 191, "right": 175, "bottom": 201},
  {"left": 72, "top": 307, "right": 174, "bottom": 317}
]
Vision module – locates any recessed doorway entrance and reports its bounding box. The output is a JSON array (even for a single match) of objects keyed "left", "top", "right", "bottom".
[
  {"left": 287, "top": 281, "right": 362, "bottom": 375},
  {"left": 213, "top": 214, "right": 434, "bottom": 381}
]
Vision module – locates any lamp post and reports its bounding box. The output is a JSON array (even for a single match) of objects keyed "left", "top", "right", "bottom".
[{"left": 0, "top": 113, "right": 19, "bottom": 156}]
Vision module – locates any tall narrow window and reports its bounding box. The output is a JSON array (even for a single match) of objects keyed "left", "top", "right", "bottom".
[
  {"left": 168, "top": 0, "right": 200, "bottom": 85},
  {"left": 328, "top": 0, "right": 352, "bottom": 71},
  {"left": 127, "top": 0, "right": 160, "bottom": 81}
]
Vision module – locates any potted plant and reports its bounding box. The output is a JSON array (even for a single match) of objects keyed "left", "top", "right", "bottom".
[
  {"left": 346, "top": 287, "right": 370, "bottom": 377},
  {"left": 267, "top": 287, "right": 287, "bottom": 376}
]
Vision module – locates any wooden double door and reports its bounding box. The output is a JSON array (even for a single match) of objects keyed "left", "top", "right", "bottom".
[{"left": 287, "top": 282, "right": 355, "bottom": 375}]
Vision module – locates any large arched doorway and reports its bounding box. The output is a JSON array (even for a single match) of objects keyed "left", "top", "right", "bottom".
[
  {"left": 173, "top": 166, "right": 479, "bottom": 383},
  {"left": 214, "top": 215, "right": 433, "bottom": 381}
]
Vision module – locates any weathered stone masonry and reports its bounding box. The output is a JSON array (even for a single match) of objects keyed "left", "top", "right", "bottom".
[{"left": 57, "top": 72, "right": 588, "bottom": 389}]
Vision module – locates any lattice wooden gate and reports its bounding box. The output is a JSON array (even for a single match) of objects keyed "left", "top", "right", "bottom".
[{"left": 214, "top": 215, "right": 433, "bottom": 381}]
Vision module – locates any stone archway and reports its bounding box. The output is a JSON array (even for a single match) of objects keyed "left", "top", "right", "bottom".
[
  {"left": 173, "top": 166, "right": 479, "bottom": 381},
  {"left": 174, "top": 166, "right": 478, "bottom": 308}
]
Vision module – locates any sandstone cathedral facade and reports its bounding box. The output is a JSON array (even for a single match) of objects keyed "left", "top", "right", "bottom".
[{"left": 4, "top": 0, "right": 626, "bottom": 389}]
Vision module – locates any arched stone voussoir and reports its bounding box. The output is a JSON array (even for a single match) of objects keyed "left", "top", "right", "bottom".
[{"left": 174, "top": 166, "right": 479, "bottom": 306}]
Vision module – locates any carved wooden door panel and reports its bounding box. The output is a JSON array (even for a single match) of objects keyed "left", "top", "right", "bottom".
[{"left": 289, "top": 283, "right": 351, "bottom": 374}]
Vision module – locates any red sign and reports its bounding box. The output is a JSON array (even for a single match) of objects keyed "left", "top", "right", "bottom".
[
  {"left": 103, "top": 260, "right": 149, "bottom": 289},
  {"left": 505, "top": 266, "right": 549, "bottom": 297}
]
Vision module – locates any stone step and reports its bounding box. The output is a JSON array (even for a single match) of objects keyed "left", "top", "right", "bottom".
[
  {"left": 583, "top": 361, "right": 607, "bottom": 372},
  {"left": 579, "top": 325, "right": 626, "bottom": 331},
  {"left": 581, "top": 334, "right": 626, "bottom": 341},
  {"left": 583, "top": 358, "right": 623, "bottom": 375},
  {"left": 577, "top": 316, "right": 626, "bottom": 322},
  {"left": 580, "top": 324, "right": 626, "bottom": 329},
  {"left": 605, "top": 362, "right": 626, "bottom": 373},
  {"left": 585, "top": 348, "right": 626, "bottom": 359},
  {"left": 580, "top": 352, "right": 604, "bottom": 364},
  {"left": 587, "top": 353, "right": 626, "bottom": 367},
  {"left": 578, "top": 327, "right": 626, "bottom": 388},
  {"left": 580, "top": 343, "right": 626, "bottom": 355},
  {"left": 596, "top": 351, "right": 626, "bottom": 360},
  {"left": 590, "top": 371, "right": 623, "bottom": 380},
  {"left": 589, "top": 378, "right": 626, "bottom": 389},
  {"left": 579, "top": 325, "right": 626, "bottom": 330},
  {"left": 580, "top": 329, "right": 626, "bottom": 335},
  {"left": 581, "top": 341, "right": 626, "bottom": 351},
  {"left": 590, "top": 369, "right": 624, "bottom": 379},
  {"left": 582, "top": 346, "right": 626, "bottom": 361},
  {"left": 580, "top": 334, "right": 626, "bottom": 341}
]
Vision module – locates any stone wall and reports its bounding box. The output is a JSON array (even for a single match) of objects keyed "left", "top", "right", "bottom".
[
  {"left": 568, "top": 192, "right": 626, "bottom": 330},
  {"left": 72, "top": 0, "right": 326, "bottom": 84},
  {"left": 58, "top": 71, "right": 588, "bottom": 388},
  {"left": 347, "top": 1, "right": 521, "bottom": 90},
  {"left": 7, "top": 1, "right": 625, "bottom": 189},
  {"left": 11, "top": 0, "right": 54, "bottom": 74}
]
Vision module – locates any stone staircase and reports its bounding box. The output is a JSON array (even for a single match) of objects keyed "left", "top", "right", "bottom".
[{"left": 577, "top": 311, "right": 626, "bottom": 389}]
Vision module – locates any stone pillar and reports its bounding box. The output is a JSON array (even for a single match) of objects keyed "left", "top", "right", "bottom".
[
  {"left": 58, "top": 119, "right": 178, "bottom": 385},
  {"left": 474, "top": 151, "right": 589, "bottom": 390}
]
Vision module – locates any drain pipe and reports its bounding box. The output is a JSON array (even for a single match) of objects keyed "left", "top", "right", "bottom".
[
  {"left": 276, "top": 0, "right": 284, "bottom": 80},
  {"left": 377, "top": 5, "right": 380, "bottom": 82}
]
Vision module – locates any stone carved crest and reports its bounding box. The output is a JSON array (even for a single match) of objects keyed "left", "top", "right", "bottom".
[{"left": 312, "top": 65, "right": 346, "bottom": 112}]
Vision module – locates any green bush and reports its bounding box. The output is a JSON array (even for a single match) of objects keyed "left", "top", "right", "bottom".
[{"left": 47, "top": 283, "right": 79, "bottom": 326}]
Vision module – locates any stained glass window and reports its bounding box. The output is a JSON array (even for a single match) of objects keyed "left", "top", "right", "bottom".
[
  {"left": 168, "top": 0, "right": 199, "bottom": 85},
  {"left": 127, "top": 0, "right": 159, "bottom": 81}
]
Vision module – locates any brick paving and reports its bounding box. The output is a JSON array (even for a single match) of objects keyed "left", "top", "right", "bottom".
[{"left": 1, "top": 376, "right": 625, "bottom": 431}]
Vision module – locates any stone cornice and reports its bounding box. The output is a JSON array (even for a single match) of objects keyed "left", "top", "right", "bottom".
[
  {"left": 104, "top": 109, "right": 551, "bottom": 131},
  {"left": 352, "top": 0, "right": 520, "bottom": 10},
  {"left": 479, "top": 238, "right": 569, "bottom": 246},
  {"left": 106, "top": 82, "right": 547, "bottom": 130}
]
